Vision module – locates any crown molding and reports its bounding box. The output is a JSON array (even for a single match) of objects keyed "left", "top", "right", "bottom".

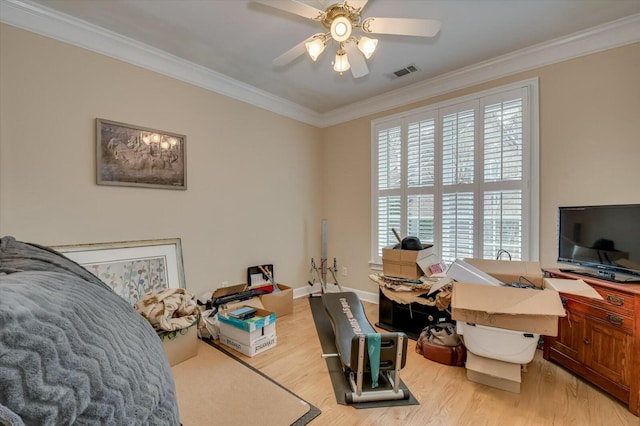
[
  {"left": 1, "top": 0, "right": 638, "bottom": 128},
  {"left": 320, "top": 13, "right": 640, "bottom": 127},
  {"left": 0, "top": 0, "right": 324, "bottom": 127}
]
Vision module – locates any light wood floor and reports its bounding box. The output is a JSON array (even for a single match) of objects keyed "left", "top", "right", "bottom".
[{"left": 222, "top": 296, "right": 639, "bottom": 426}]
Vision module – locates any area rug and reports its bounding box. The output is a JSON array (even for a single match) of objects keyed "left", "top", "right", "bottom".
[
  {"left": 309, "top": 295, "right": 419, "bottom": 409},
  {"left": 171, "top": 339, "right": 320, "bottom": 425}
]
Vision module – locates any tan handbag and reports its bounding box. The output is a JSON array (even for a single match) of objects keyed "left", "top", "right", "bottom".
[
  {"left": 415, "top": 323, "right": 466, "bottom": 366},
  {"left": 423, "top": 323, "right": 460, "bottom": 347}
]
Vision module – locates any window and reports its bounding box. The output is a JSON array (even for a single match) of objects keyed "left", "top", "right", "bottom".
[{"left": 372, "top": 80, "right": 538, "bottom": 265}]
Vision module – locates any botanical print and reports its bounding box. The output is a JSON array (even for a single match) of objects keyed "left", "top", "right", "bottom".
[{"left": 85, "top": 256, "right": 168, "bottom": 305}]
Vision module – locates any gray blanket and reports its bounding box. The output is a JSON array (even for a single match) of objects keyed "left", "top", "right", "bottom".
[
  {"left": 0, "top": 237, "right": 110, "bottom": 291},
  {"left": 0, "top": 237, "right": 180, "bottom": 425}
]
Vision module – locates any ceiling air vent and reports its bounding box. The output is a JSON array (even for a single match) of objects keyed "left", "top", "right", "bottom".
[{"left": 391, "top": 64, "right": 419, "bottom": 78}]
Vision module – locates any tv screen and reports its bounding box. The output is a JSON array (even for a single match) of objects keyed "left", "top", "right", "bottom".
[{"left": 558, "top": 204, "right": 640, "bottom": 280}]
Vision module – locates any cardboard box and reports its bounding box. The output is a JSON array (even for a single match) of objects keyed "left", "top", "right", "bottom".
[
  {"left": 218, "top": 319, "right": 276, "bottom": 346},
  {"left": 158, "top": 321, "right": 199, "bottom": 366},
  {"left": 227, "top": 297, "right": 265, "bottom": 311},
  {"left": 225, "top": 284, "right": 292, "bottom": 317},
  {"left": 259, "top": 284, "right": 293, "bottom": 317},
  {"left": 465, "top": 351, "right": 522, "bottom": 393},
  {"left": 218, "top": 306, "right": 276, "bottom": 332},
  {"left": 451, "top": 259, "right": 603, "bottom": 336},
  {"left": 464, "top": 259, "right": 544, "bottom": 287},
  {"left": 453, "top": 281, "right": 565, "bottom": 335},
  {"left": 219, "top": 332, "right": 277, "bottom": 357},
  {"left": 212, "top": 283, "right": 248, "bottom": 299},
  {"left": 382, "top": 244, "right": 436, "bottom": 279}
]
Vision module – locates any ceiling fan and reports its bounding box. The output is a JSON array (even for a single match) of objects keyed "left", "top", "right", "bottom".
[{"left": 253, "top": 0, "right": 441, "bottom": 78}]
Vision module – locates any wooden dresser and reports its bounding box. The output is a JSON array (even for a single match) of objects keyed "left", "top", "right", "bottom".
[{"left": 543, "top": 269, "right": 640, "bottom": 416}]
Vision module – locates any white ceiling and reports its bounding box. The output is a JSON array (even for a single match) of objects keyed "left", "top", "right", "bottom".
[{"left": 3, "top": 0, "right": 640, "bottom": 125}]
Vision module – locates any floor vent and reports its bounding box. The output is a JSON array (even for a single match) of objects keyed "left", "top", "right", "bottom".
[{"left": 392, "top": 64, "right": 419, "bottom": 78}]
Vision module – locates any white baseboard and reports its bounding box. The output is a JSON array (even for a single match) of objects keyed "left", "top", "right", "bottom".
[{"left": 293, "top": 284, "right": 379, "bottom": 304}]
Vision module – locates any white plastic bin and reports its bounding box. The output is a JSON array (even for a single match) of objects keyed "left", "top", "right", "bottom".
[{"left": 457, "top": 321, "right": 539, "bottom": 364}]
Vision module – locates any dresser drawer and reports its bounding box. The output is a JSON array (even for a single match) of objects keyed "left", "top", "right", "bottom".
[
  {"left": 561, "top": 286, "right": 634, "bottom": 315},
  {"left": 575, "top": 304, "right": 634, "bottom": 333},
  {"left": 592, "top": 286, "right": 635, "bottom": 314}
]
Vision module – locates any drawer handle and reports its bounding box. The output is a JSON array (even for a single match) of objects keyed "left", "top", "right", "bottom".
[
  {"left": 606, "top": 314, "right": 624, "bottom": 325},
  {"left": 606, "top": 295, "right": 624, "bottom": 306}
]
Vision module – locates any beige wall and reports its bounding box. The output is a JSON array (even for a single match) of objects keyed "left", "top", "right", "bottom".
[
  {"left": 2, "top": 23, "right": 639, "bottom": 297},
  {"left": 323, "top": 42, "right": 640, "bottom": 292},
  {"left": 0, "top": 24, "right": 323, "bottom": 297}
]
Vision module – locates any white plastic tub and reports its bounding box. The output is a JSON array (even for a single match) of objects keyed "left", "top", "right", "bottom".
[{"left": 457, "top": 321, "right": 540, "bottom": 364}]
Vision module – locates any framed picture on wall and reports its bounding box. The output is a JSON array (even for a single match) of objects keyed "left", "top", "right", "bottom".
[
  {"left": 96, "top": 118, "right": 186, "bottom": 189},
  {"left": 54, "top": 238, "right": 186, "bottom": 306}
]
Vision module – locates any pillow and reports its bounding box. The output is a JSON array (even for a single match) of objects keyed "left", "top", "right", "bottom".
[
  {"left": 0, "top": 236, "right": 111, "bottom": 292},
  {"left": 0, "top": 271, "right": 180, "bottom": 425}
]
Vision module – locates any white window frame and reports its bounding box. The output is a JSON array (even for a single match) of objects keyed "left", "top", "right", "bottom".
[{"left": 370, "top": 78, "right": 539, "bottom": 266}]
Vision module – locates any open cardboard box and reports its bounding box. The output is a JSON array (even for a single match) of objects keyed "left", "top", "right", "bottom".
[
  {"left": 217, "top": 306, "right": 278, "bottom": 356},
  {"left": 225, "top": 284, "right": 293, "bottom": 317},
  {"left": 218, "top": 306, "right": 276, "bottom": 332},
  {"left": 259, "top": 284, "right": 293, "bottom": 317},
  {"left": 219, "top": 319, "right": 276, "bottom": 346},
  {"left": 158, "top": 321, "right": 199, "bottom": 366},
  {"left": 382, "top": 244, "right": 438, "bottom": 279},
  {"left": 451, "top": 259, "right": 603, "bottom": 336},
  {"left": 246, "top": 265, "right": 293, "bottom": 317},
  {"left": 212, "top": 281, "right": 293, "bottom": 317}
]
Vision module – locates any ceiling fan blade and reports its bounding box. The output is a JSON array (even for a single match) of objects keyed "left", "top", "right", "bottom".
[
  {"left": 253, "top": 0, "right": 325, "bottom": 21},
  {"left": 346, "top": 0, "right": 369, "bottom": 13},
  {"left": 343, "top": 42, "right": 368, "bottom": 78},
  {"left": 362, "top": 17, "right": 441, "bottom": 37},
  {"left": 273, "top": 33, "right": 323, "bottom": 67}
]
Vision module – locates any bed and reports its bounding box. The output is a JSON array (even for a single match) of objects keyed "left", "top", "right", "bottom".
[{"left": 0, "top": 236, "right": 180, "bottom": 425}]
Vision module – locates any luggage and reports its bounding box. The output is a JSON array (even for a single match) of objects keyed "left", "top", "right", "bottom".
[
  {"left": 417, "top": 338, "right": 467, "bottom": 366},
  {"left": 415, "top": 323, "right": 467, "bottom": 367}
]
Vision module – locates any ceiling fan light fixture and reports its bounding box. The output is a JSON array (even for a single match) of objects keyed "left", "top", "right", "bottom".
[
  {"left": 333, "top": 49, "right": 350, "bottom": 75},
  {"left": 357, "top": 36, "right": 378, "bottom": 59},
  {"left": 305, "top": 37, "right": 326, "bottom": 61},
  {"left": 259, "top": 0, "right": 442, "bottom": 78},
  {"left": 330, "top": 16, "right": 352, "bottom": 42}
]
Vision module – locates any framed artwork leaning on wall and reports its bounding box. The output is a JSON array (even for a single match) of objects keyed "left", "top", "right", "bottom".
[
  {"left": 54, "top": 238, "right": 186, "bottom": 306},
  {"left": 96, "top": 118, "right": 186, "bottom": 190}
]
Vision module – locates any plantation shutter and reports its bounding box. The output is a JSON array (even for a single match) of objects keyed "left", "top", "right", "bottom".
[
  {"left": 481, "top": 90, "right": 527, "bottom": 260},
  {"left": 406, "top": 117, "right": 436, "bottom": 244},
  {"left": 442, "top": 108, "right": 475, "bottom": 186},
  {"left": 372, "top": 82, "right": 534, "bottom": 265},
  {"left": 375, "top": 122, "right": 402, "bottom": 257},
  {"left": 441, "top": 192, "right": 475, "bottom": 264},
  {"left": 440, "top": 103, "right": 476, "bottom": 262}
]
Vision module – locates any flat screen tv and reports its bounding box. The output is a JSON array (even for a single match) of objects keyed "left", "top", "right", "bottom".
[{"left": 558, "top": 204, "right": 640, "bottom": 282}]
